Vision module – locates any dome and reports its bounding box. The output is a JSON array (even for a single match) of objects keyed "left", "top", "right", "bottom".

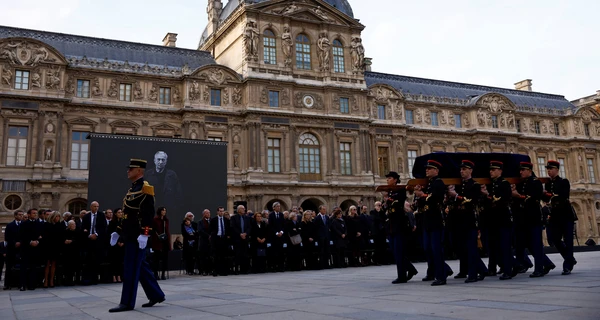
[{"left": 323, "top": 0, "right": 354, "bottom": 18}]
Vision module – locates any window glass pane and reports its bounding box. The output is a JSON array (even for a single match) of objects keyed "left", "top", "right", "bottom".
[
  {"left": 406, "top": 110, "right": 413, "bottom": 124},
  {"left": 340, "top": 98, "right": 349, "bottom": 113},
  {"left": 431, "top": 112, "right": 438, "bottom": 126},
  {"left": 455, "top": 114, "right": 462, "bottom": 128},
  {"left": 377, "top": 105, "right": 385, "bottom": 120}
]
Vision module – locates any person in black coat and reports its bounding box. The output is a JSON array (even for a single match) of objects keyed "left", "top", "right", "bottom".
[
  {"left": 81, "top": 201, "right": 108, "bottom": 285},
  {"left": 250, "top": 212, "right": 268, "bottom": 273},
  {"left": 61, "top": 220, "right": 80, "bottom": 286},
  {"left": 19, "top": 209, "right": 43, "bottom": 290},
  {"left": 345, "top": 206, "right": 363, "bottom": 267},
  {"left": 285, "top": 213, "right": 303, "bottom": 271},
  {"left": 330, "top": 209, "right": 347, "bottom": 268},
  {"left": 197, "top": 209, "right": 212, "bottom": 276},
  {"left": 182, "top": 217, "right": 198, "bottom": 275},
  {"left": 107, "top": 208, "right": 124, "bottom": 283},
  {"left": 3, "top": 210, "right": 24, "bottom": 290},
  {"left": 42, "top": 211, "right": 63, "bottom": 288},
  {"left": 268, "top": 202, "right": 286, "bottom": 272},
  {"left": 300, "top": 211, "right": 317, "bottom": 270},
  {"left": 314, "top": 205, "right": 331, "bottom": 269},
  {"left": 370, "top": 202, "right": 387, "bottom": 265},
  {"left": 210, "top": 207, "right": 231, "bottom": 276},
  {"left": 230, "top": 205, "right": 252, "bottom": 274}
]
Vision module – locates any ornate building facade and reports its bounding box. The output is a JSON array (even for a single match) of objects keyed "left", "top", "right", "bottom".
[{"left": 0, "top": 0, "right": 599, "bottom": 242}]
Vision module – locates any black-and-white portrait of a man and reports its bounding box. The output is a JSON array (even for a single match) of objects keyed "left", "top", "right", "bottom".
[{"left": 145, "top": 151, "right": 184, "bottom": 216}]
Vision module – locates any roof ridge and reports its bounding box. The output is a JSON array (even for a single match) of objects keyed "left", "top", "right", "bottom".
[
  {"left": 365, "top": 70, "right": 567, "bottom": 101},
  {"left": 0, "top": 24, "right": 212, "bottom": 57}
]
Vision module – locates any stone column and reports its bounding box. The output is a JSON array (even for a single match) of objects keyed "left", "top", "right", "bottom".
[
  {"left": 329, "top": 128, "right": 336, "bottom": 173},
  {"left": 55, "top": 112, "right": 64, "bottom": 163},
  {"left": 51, "top": 192, "right": 60, "bottom": 209},
  {"left": 36, "top": 111, "right": 46, "bottom": 162},
  {"left": 248, "top": 123, "right": 255, "bottom": 168},
  {"left": 290, "top": 125, "right": 297, "bottom": 172}
]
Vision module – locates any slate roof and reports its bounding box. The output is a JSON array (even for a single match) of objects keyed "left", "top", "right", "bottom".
[
  {"left": 365, "top": 71, "right": 575, "bottom": 111},
  {"left": 0, "top": 25, "right": 215, "bottom": 70}
]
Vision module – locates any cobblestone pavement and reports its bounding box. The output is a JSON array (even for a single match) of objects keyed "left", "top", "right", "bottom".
[{"left": 1, "top": 251, "right": 598, "bottom": 320}]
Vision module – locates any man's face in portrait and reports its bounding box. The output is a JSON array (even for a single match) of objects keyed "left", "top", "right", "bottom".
[{"left": 154, "top": 152, "right": 168, "bottom": 173}]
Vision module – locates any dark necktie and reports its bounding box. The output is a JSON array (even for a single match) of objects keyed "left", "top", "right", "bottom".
[
  {"left": 91, "top": 214, "right": 96, "bottom": 234},
  {"left": 219, "top": 217, "right": 224, "bottom": 237},
  {"left": 240, "top": 216, "right": 245, "bottom": 233}
]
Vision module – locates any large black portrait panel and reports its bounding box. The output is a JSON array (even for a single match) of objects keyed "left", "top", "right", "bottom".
[{"left": 88, "top": 133, "right": 227, "bottom": 234}]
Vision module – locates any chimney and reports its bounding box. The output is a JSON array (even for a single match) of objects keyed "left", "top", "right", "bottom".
[
  {"left": 162, "top": 33, "right": 178, "bottom": 47},
  {"left": 514, "top": 79, "right": 533, "bottom": 91},
  {"left": 364, "top": 57, "right": 372, "bottom": 72},
  {"left": 207, "top": 0, "right": 223, "bottom": 37}
]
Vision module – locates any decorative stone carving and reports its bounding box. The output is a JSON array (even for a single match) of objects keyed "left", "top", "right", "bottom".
[
  {"left": 580, "top": 109, "right": 593, "bottom": 122},
  {"left": 45, "top": 145, "right": 53, "bottom": 161},
  {"left": 463, "top": 113, "right": 470, "bottom": 127},
  {"left": 317, "top": 33, "right": 330, "bottom": 72},
  {"left": 232, "top": 86, "right": 242, "bottom": 105},
  {"left": 107, "top": 79, "right": 118, "bottom": 98},
  {"left": 394, "top": 104, "right": 403, "bottom": 120},
  {"left": 312, "top": 6, "right": 331, "bottom": 21},
  {"left": 282, "top": 89, "right": 290, "bottom": 105},
  {"left": 29, "top": 71, "right": 41, "bottom": 88},
  {"left": 189, "top": 81, "right": 200, "bottom": 101},
  {"left": 101, "top": 117, "right": 108, "bottom": 124},
  {"left": 206, "top": 68, "right": 225, "bottom": 85},
  {"left": 45, "top": 67, "right": 61, "bottom": 89},
  {"left": 294, "top": 92, "right": 323, "bottom": 109},
  {"left": 350, "top": 37, "right": 365, "bottom": 74},
  {"left": 596, "top": 123, "right": 600, "bottom": 136},
  {"left": 280, "top": 2, "right": 298, "bottom": 14},
  {"left": 133, "top": 82, "right": 143, "bottom": 100},
  {"left": 449, "top": 112, "right": 456, "bottom": 126},
  {"left": 1, "top": 66, "right": 11, "bottom": 86},
  {"left": 173, "top": 87, "right": 182, "bottom": 102},
  {"left": 203, "top": 87, "right": 209, "bottom": 102},
  {"left": 148, "top": 83, "right": 158, "bottom": 102},
  {"left": 190, "top": 129, "right": 197, "bottom": 139},
  {"left": 424, "top": 110, "right": 431, "bottom": 124},
  {"left": 415, "top": 109, "right": 424, "bottom": 123},
  {"left": 91, "top": 77, "right": 102, "bottom": 97},
  {"left": 233, "top": 133, "right": 240, "bottom": 144},
  {"left": 479, "top": 94, "right": 512, "bottom": 113},
  {"left": 0, "top": 41, "right": 56, "bottom": 66},
  {"left": 222, "top": 88, "right": 229, "bottom": 104},
  {"left": 574, "top": 120, "right": 583, "bottom": 134},
  {"left": 541, "top": 120, "right": 549, "bottom": 134},
  {"left": 477, "top": 108, "right": 486, "bottom": 126},
  {"left": 233, "top": 151, "right": 240, "bottom": 168},
  {"left": 260, "top": 88, "right": 268, "bottom": 104},
  {"left": 280, "top": 25, "right": 294, "bottom": 68},
  {"left": 243, "top": 20, "right": 259, "bottom": 61},
  {"left": 45, "top": 120, "right": 55, "bottom": 133}
]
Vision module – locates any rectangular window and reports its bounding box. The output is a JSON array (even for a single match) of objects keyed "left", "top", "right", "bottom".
[
  {"left": 491, "top": 115, "right": 498, "bottom": 128},
  {"left": 558, "top": 158, "right": 566, "bottom": 178},
  {"left": 295, "top": 43, "right": 311, "bottom": 70},
  {"left": 537, "top": 156, "right": 547, "bottom": 177},
  {"left": 207, "top": 137, "right": 222, "bottom": 141},
  {"left": 516, "top": 119, "right": 521, "bottom": 132},
  {"left": 554, "top": 123, "right": 560, "bottom": 136},
  {"left": 454, "top": 114, "right": 462, "bottom": 128},
  {"left": 263, "top": 36, "right": 276, "bottom": 65},
  {"left": 268, "top": 91, "right": 279, "bottom": 108},
  {"left": 333, "top": 46, "right": 345, "bottom": 73},
  {"left": 588, "top": 159, "right": 596, "bottom": 183},
  {"left": 15, "top": 70, "right": 30, "bottom": 90},
  {"left": 431, "top": 112, "right": 438, "bottom": 126},
  {"left": 159, "top": 87, "right": 171, "bottom": 105},
  {"left": 71, "top": 131, "right": 90, "bottom": 170},
  {"left": 119, "top": 83, "right": 132, "bottom": 101},
  {"left": 407, "top": 150, "right": 417, "bottom": 178},
  {"left": 1, "top": 180, "right": 26, "bottom": 192},
  {"left": 406, "top": 110, "right": 414, "bottom": 124},
  {"left": 7, "top": 126, "right": 28, "bottom": 166},
  {"left": 377, "top": 146, "right": 389, "bottom": 176},
  {"left": 339, "top": 97, "right": 349, "bottom": 114},
  {"left": 340, "top": 142, "right": 352, "bottom": 175},
  {"left": 377, "top": 105, "right": 386, "bottom": 120},
  {"left": 210, "top": 89, "right": 221, "bottom": 106},
  {"left": 584, "top": 124, "right": 590, "bottom": 137},
  {"left": 267, "top": 138, "right": 281, "bottom": 173},
  {"left": 534, "top": 121, "right": 541, "bottom": 134},
  {"left": 76, "top": 80, "right": 90, "bottom": 98}
]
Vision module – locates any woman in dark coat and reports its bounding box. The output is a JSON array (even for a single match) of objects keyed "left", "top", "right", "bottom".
[
  {"left": 43, "top": 211, "right": 63, "bottom": 288},
  {"left": 300, "top": 211, "right": 317, "bottom": 270},
  {"left": 62, "top": 220, "right": 79, "bottom": 286},
  {"left": 250, "top": 212, "right": 268, "bottom": 273},
  {"left": 331, "top": 209, "right": 348, "bottom": 268},
  {"left": 151, "top": 207, "right": 171, "bottom": 280},
  {"left": 285, "top": 213, "right": 303, "bottom": 271},
  {"left": 182, "top": 218, "right": 198, "bottom": 275},
  {"left": 107, "top": 208, "right": 124, "bottom": 283}
]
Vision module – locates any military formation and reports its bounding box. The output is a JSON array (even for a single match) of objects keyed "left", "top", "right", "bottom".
[{"left": 384, "top": 158, "right": 577, "bottom": 286}]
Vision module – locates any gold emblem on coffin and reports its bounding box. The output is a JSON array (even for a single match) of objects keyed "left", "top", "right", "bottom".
[
  {"left": 424, "top": 205, "right": 429, "bottom": 211},
  {"left": 123, "top": 214, "right": 128, "bottom": 219}
]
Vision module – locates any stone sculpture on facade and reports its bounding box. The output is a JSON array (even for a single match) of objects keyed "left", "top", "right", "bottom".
[
  {"left": 243, "top": 20, "right": 259, "bottom": 61},
  {"left": 45, "top": 67, "right": 61, "bottom": 89},
  {"left": 189, "top": 81, "right": 200, "bottom": 101},
  {"left": 350, "top": 37, "right": 365, "bottom": 73},
  {"left": 133, "top": 82, "right": 143, "bottom": 100},
  {"left": 91, "top": 78, "right": 102, "bottom": 97},
  {"left": 232, "top": 86, "right": 242, "bottom": 105},
  {"left": 282, "top": 25, "right": 293, "bottom": 67},
  {"left": 0, "top": 41, "right": 55, "bottom": 66},
  {"left": 31, "top": 71, "right": 42, "bottom": 88},
  {"left": 317, "top": 33, "right": 330, "bottom": 72},
  {"left": 107, "top": 79, "right": 118, "bottom": 98},
  {"left": 1, "top": 66, "right": 11, "bottom": 86}
]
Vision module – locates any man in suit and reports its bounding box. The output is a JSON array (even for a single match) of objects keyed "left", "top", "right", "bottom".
[
  {"left": 19, "top": 208, "right": 43, "bottom": 290},
  {"left": 3, "top": 210, "right": 24, "bottom": 290},
  {"left": 109, "top": 159, "right": 165, "bottom": 312},
  {"left": 231, "top": 205, "right": 251, "bottom": 274},
  {"left": 210, "top": 207, "right": 230, "bottom": 276},
  {"left": 81, "top": 201, "right": 107, "bottom": 285},
  {"left": 542, "top": 160, "right": 576, "bottom": 275},
  {"left": 268, "top": 202, "right": 286, "bottom": 272},
  {"left": 145, "top": 151, "right": 184, "bottom": 218},
  {"left": 62, "top": 212, "right": 72, "bottom": 229},
  {"left": 314, "top": 205, "right": 331, "bottom": 269},
  {"left": 197, "top": 209, "right": 212, "bottom": 276}
]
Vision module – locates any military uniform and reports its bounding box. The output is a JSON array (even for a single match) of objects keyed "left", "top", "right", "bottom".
[
  {"left": 447, "top": 160, "right": 488, "bottom": 282},
  {"left": 484, "top": 161, "right": 514, "bottom": 280},
  {"left": 383, "top": 171, "right": 417, "bottom": 283},
  {"left": 542, "top": 160, "right": 576, "bottom": 275},
  {"left": 110, "top": 159, "right": 165, "bottom": 312},
  {"left": 513, "top": 162, "right": 555, "bottom": 277},
  {"left": 416, "top": 160, "right": 452, "bottom": 285}
]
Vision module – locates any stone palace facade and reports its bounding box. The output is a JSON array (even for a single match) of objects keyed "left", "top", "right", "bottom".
[{"left": 0, "top": 0, "right": 599, "bottom": 242}]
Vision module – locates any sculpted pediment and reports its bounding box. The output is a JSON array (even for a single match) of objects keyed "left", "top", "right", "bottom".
[
  {"left": 0, "top": 38, "right": 67, "bottom": 67},
  {"left": 190, "top": 65, "right": 241, "bottom": 85},
  {"left": 253, "top": 0, "right": 363, "bottom": 28},
  {"left": 65, "top": 117, "right": 98, "bottom": 129},
  {"left": 151, "top": 122, "right": 180, "bottom": 136},
  {"left": 575, "top": 107, "right": 599, "bottom": 122},
  {"left": 474, "top": 93, "right": 516, "bottom": 113}
]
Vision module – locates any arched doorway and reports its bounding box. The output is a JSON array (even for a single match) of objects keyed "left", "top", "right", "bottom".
[
  {"left": 67, "top": 198, "right": 88, "bottom": 215},
  {"left": 339, "top": 199, "right": 358, "bottom": 213},
  {"left": 265, "top": 199, "right": 287, "bottom": 212},
  {"left": 300, "top": 198, "right": 323, "bottom": 212}
]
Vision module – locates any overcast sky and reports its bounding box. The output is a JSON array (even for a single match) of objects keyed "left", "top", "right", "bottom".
[{"left": 2, "top": 0, "right": 597, "bottom": 101}]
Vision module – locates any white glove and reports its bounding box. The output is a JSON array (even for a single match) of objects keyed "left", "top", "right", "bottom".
[
  {"left": 110, "top": 232, "right": 119, "bottom": 246},
  {"left": 137, "top": 235, "right": 149, "bottom": 250}
]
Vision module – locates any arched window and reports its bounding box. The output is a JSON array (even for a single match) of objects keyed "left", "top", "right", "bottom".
[
  {"left": 299, "top": 133, "right": 321, "bottom": 180},
  {"left": 332, "top": 39, "right": 345, "bottom": 73},
  {"left": 295, "top": 34, "right": 311, "bottom": 70},
  {"left": 68, "top": 199, "right": 88, "bottom": 216},
  {"left": 263, "top": 30, "right": 276, "bottom": 65}
]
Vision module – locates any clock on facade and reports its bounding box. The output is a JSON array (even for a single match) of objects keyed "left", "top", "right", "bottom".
[{"left": 302, "top": 95, "right": 315, "bottom": 108}]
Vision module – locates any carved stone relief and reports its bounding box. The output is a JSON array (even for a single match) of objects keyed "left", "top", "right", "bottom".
[
  {"left": 91, "top": 77, "right": 102, "bottom": 97},
  {"left": 203, "top": 87, "right": 209, "bottom": 102},
  {"left": 107, "top": 79, "right": 118, "bottom": 98},
  {"left": 45, "top": 67, "right": 61, "bottom": 89},
  {"left": 222, "top": 88, "right": 229, "bottom": 104},
  {"left": 189, "top": 81, "right": 200, "bottom": 101},
  {"left": 32, "top": 70, "right": 42, "bottom": 88},
  {"left": 317, "top": 33, "right": 330, "bottom": 72},
  {"left": 243, "top": 20, "right": 259, "bottom": 61},
  {"left": 282, "top": 89, "right": 290, "bottom": 105},
  {"left": 133, "top": 82, "right": 143, "bottom": 100},
  {"left": 260, "top": 88, "right": 268, "bottom": 104},
  {"left": 1, "top": 65, "right": 12, "bottom": 87},
  {"left": 173, "top": 87, "right": 182, "bottom": 102},
  {"left": 350, "top": 37, "right": 365, "bottom": 74},
  {"left": 232, "top": 86, "right": 242, "bottom": 105},
  {"left": 282, "top": 24, "right": 293, "bottom": 67},
  {"left": 148, "top": 83, "right": 158, "bottom": 102},
  {"left": 0, "top": 40, "right": 57, "bottom": 66}
]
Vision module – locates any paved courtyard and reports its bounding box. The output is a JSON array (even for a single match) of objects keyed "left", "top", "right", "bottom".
[{"left": 1, "top": 251, "right": 599, "bottom": 320}]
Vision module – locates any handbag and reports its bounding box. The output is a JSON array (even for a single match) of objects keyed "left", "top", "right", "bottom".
[
  {"left": 289, "top": 234, "right": 302, "bottom": 245},
  {"left": 157, "top": 221, "right": 167, "bottom": 241},
  {"left": 256, "top": 248, "right": 266, "bottom": 257}
]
